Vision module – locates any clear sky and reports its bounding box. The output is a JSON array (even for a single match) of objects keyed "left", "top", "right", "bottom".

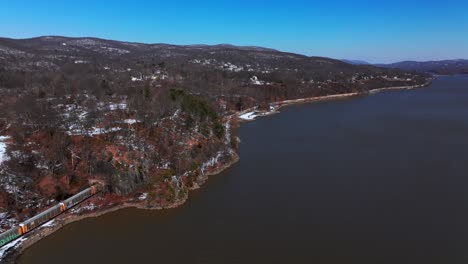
[{"left": 1, "top": 0, "right": 467, "bottom": 63}]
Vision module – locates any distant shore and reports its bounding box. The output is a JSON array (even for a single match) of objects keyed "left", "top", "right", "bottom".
[
  {"left": 238, "top": 79, "right": 432, "bottom": 122},
  {"left": 278, "top": 81, "right": 432, "bottom": 107}
]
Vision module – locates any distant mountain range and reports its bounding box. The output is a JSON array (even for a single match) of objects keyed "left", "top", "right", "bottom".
[
  {"left": 341, "top": 59, "right": 468, "bottom": 75},
  {"left": 340, "top": 59, "right": 371, "bottom": 65},
  {"left": 2, "top": 36, "right": 461, "bottom": 76},
  {"left": 0, "top": 36, "right": 428, "bottom": 94},
  {"left": 377, "top": 59, "right": 468, "bottom": 75}
]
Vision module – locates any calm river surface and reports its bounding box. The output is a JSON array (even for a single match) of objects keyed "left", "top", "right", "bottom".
[{"left": 20, "top": 75, "right": 468, "bottom": 264}]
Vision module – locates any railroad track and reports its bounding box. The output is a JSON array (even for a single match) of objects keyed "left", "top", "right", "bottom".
[{"left": 0, "top": 185, "right": 100, "bottom": 248}]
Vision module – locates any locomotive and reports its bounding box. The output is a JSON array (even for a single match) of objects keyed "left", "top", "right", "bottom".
[{"left": 0, "top": 185, "right": 99, "bottom": 248}]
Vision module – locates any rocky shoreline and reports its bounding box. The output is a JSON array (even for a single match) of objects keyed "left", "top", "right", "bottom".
[
  {"left": 1, "top": 151, "right": 239, "bottom": 263},
  {"left": 2, "top": 79, "right": 432, "bottom": 263}
]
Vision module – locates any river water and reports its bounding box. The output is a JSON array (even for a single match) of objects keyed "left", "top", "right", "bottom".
[{"left": 19, "top": 75, "right": 468, "bottom": 264}]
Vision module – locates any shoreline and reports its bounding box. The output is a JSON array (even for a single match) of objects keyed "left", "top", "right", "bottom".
[
  {"left": 3, "top": 80, "right": 430, "bottom": 263},
  {"left": 2, "top": 152, "right": 240, "bottom": 263},
  {"left": 238, "top": 80, "right": 432, "bottom": 122},
  {"left": 277, "top": 81, "right": 432, "bottom": 107}
]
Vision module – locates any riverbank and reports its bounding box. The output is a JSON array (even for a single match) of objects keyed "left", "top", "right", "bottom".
[
  {"left": 238, "top": 79, "right": 432, "bottom": 122},
  {"left": 0, "top": 150, "right": 239, "bottom": 263},
  {"left": 2, "top": 79, "right": 431, "bottom": 263}
]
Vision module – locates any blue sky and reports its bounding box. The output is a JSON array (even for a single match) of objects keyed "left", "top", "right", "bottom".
[{"left": 1, "top": 0, "right": 467, "bottom": 63}]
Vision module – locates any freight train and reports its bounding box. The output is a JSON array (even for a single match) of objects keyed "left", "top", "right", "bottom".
[{"left": 0, "top": 185, "right": 99, "bottom": 248}]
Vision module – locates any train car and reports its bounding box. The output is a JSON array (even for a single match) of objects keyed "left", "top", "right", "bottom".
[
  {"left": 0, "top": 185, "right": 100, "bottom": 248},
  {"left": 62, "top": 186, "right": 97, "bottom": 209},
  {"left": 0, "top": 227, "right": 21, "bottom": 248},
  {"left": 20, "top": 203, "right": 63, "bottom": 234}
]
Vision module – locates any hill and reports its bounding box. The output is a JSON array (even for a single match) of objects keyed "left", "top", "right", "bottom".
[
  {"left": 340, "top": 59, "right": 370, "bottom": 65},
  {"left": 378, "top": 59, "right": 468, "bottom": 75},
  {"left": 0, "top": 36, "right": 430, "bottom": 235}
]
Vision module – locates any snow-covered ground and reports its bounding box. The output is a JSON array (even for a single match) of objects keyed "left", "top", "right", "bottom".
[
  {"left": 250, "top": 76, "right": 265, "bottom": 85},
  {"left": 0, "top": 218, "right": 56, "bottom": 260},
  {"left": 224, "top": 121, "right": 231, "bottom": 144},
  {"left": 238, "top": 105, "right": 277, "bottom": 121},
  {"left": 201, "top": 151, "right": 225, "bottom": 174},
  {"left": 70, "top": 202, "right": 98, "bottom": 214},
  {"left": 190, "top": 59, "right": 217, "bottom": 65},
  {"left": 123, "top": 119, "right": 138, "bottom": 124},
  {"left": 108, "top": 103, "right": 127, "bottom": 111},
  {"left": 139, "top": 193, "right": 148, "bottom": 201},
  {"left": 42, "top": 219, "right": 55, "bottom": 227},
  {"left": 131, "top": 72, "right": 168, "bottom": 82},
  {"left": 58, "top": 100, "right": 131, "bottom": 136},
  {"left": 221, "top": 62, "right": 244, "bottom": 72},
  {"left": 239, "top": 112, "right": 258, "bottom": 120},
  {"left": 100, "top": 46, "right": 130, "bottom": 55},
  {"left": 0, "top": 212, "right": 17, "bottom": 232},
  {"left": 67, "top": 127, "right": 122, "bottom": 136},
  {"left": 0, "top": 237, "right": 25, "bottom": 261}
]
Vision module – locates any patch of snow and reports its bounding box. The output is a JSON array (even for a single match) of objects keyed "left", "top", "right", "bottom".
[
  {"left": 171, "top": 109, "right": 180, "bottom": 120},
  {"left": 123, "top": 119, "right": 138, "bottom": 124},
  {"left": 59, "top": 104, "right": 89, "bottom": 123},
  {"left": 36, "top": 162, "right": 49, "bottom": 170},
  {"left": 82, "top": 203, "right": 97, "bottom": 211},
  {"left": 42, "top": 220, "right": 55, "bottom": 227},
  {"left": 0, "top": 136, "right": 10, "bottom": 165},
  {"left": 0, "top": 46, "right": 26, "bottom": 56},
  {"left": 70, "top": 202, "right": 98, "bottom": 214},
  {"left": 100, "top": 46, "right": 130, "bottom": 54},
  {"left": 89, "top": 127, "right": 121, "bottom": 136},
  {"left": 68, "top": 127, "right": 122, "bottom": 136},
  {"left": 139, "top": 193, "right": 148, "bottom": 201},
  {"left": 78, "top": 111, "right": 88, "bottom": 120},
  {"left": 74, "top": 60, "right": 88, "bottom": 64},
  {"left": 68, "top": 38, "right": 101, "bottom": 47},
  {"left": 201, "top": 151, "right": 224, "bottom": 174},
  {"left": 158, "top": 161, "right": 171, "bottom": 169},
  {"left": 224, "top": 121, "right": 231, "bottom": 144},
  {"left": 239, "top": 112, "right": 257, "bottom": 120},
  {"left": 250, "top": 76, "right": 265, "bottom": 85},
  {"left": 190, "top": 59, "right": 217, "bottom": 66},
  {"left": 221, "top": 62, "right": 244, "bottom": 72},
  {"left": 109, "top": 103, "right": 127, "bottom": 111},
  {"left": 0, "top": 237, "right": 26, "bottom": 261},
  {"left": 0, "top": 213, "right": 18, "bottom": 232},
  {"left": 62, "top": 43, "right": 67, "bottom": 46},
  {"left": 1, "top": 174, "right": 20, "bottom": 195}
]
